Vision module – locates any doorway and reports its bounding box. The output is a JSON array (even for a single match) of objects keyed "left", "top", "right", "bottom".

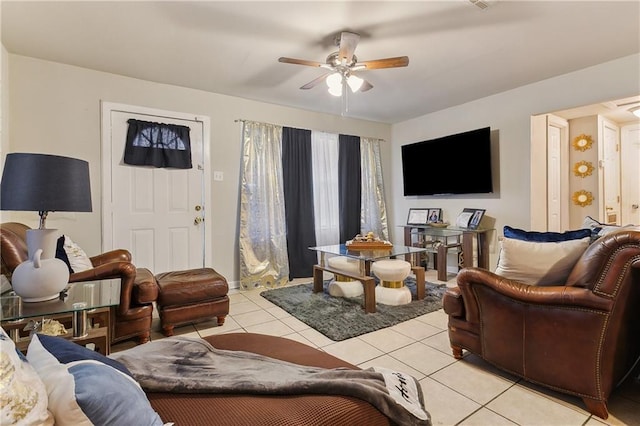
[
  {"left": 531, "top": 96, "right": 640, "bottom": 230},
  {"left": 100, "top": 102, "right": 212, "bottom": 271}
]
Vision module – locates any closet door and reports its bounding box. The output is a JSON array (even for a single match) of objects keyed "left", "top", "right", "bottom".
[
  {"left": 621, "top": 124, "right": 640, "bottom": 225},
  {"left": 600, "top": 118, "right": 621, "bottom": 225}
]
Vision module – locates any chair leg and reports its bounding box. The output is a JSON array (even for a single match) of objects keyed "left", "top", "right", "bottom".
[
  {"left": 136, "top": 332, "right": 150, "bottom": 345},
  {"left": 217, "top": 315, "right": 226, "bottom": 326},
  {"left": 452, "top": 345, "right": 464, "bottom": 359},
  {"left": 162, "top": 324, "right": 175, "bottom": 337},
  {"left": 583, "top": 398, "right": 608, "bottom": 420}
]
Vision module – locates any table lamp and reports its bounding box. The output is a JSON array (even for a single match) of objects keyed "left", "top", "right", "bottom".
[{"left": 0, "top": 153, "right": 92, "bottom": 301}]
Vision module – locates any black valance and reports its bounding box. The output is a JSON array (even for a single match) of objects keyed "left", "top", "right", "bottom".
[{"left": 124, "top": 119, "right": 192, "bottom": 169}]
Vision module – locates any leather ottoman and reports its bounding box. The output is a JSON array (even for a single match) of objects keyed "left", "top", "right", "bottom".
[{"left": 155, "top": 268, "right": 229, "bottom": 337}]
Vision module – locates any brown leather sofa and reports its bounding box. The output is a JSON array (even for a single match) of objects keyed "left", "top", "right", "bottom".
[
  {"left": 146, "top": 333, "right": 394, "bottom": 426},
  {"left": 0, "top": 222, "right": 157, "bottom": 344},
  {"left": 442, "top": 230, "right": 640, "bottom": 419}
]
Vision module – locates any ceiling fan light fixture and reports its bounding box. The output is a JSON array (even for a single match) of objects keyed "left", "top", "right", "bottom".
[
  {"left": 326, "top": 73, "right": 342, "bottom": 89},
  {"left": 326, "top": 72, "right": 343, "bottom": 96},
  {"left": 347, "top": 74, "right": 364, "bottom": 93},
  {"left": 629, "top": 106, "right": 640, "bottom": 118},
  {"left": 328, "top": 84, "right": 343, "bottom": 97}
]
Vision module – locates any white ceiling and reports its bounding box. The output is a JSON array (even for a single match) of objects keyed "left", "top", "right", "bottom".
[{"left": 2, "top": 1, "right": 639, "bottom": 124}]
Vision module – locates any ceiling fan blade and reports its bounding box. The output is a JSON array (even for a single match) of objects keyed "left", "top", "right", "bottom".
[
  {"left": 278, "top": 57, "right": 325, "bottom": 67},
  {"left": 300, "top": 73, "right": 331, "bottom": 90},
  {"left": 360, "top": 79, "right": 374, "bottom": 92},
  {"left": 357, "top": 56, "right": 409, "bottom": 69},
  {"left": 338, "top": 31, "right": 360, "bottom": 64}
]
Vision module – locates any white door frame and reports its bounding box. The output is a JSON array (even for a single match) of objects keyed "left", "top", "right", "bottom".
[
  {"left": 100, "top": 101, "right": 212, "bottom": 267},
  {"left": 546, "top": 114, "right": 569, "bottom": 231}
]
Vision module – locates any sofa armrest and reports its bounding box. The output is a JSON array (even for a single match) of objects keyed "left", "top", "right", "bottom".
[
  {"left": 455, "top": 267, "right": 614, "bottom": 323},
  {"left": 89, "top": 249, "right": 132, "bottom": 267},
  {"left": 70, "top": 261, "right": 137, "bottom": 317},
  {"left": 132, "top": 268, "right": 158, "bottom": 304},
  {"left": 442, "top": 287, "right": 464, "bottom": 318}
]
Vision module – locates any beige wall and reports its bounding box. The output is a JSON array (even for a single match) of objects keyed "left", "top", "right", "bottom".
[
  {"left": 568, "top": 116, "right": 600, "bottom": 227},
  {"left": 6, "top": 52, "right": 639, "bottom": 279},
  {"left": 390, "top": 54, "right": 640, "bottom": 269},
  {"left": 6, "top": 54, "right": 391, "bottom": 284}
]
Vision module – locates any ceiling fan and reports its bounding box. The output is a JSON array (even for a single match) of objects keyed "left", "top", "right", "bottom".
[{"left": 278, "top": 31, "right": 409, "bottom": 97}]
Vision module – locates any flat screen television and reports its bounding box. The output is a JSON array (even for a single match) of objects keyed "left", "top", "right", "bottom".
[{"left": 401, "top": 127, "right": 493, "bottom": 196}]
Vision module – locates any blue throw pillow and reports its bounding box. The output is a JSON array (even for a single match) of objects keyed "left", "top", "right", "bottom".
[
  {"left": 503, "top": 226, "right": 591, "bottom": 242},
  {"left": 27, "top": 334, "right": 164, "bottom": 426}
]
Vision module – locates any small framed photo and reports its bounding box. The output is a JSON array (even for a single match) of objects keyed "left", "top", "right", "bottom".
[
  {"left": 427, "top": 208, "right": 442, "bottom": 223},
  {"left": 456, "top": 208, "right": 486, "bottom": 229},
  {"left": 407, "top": 208, "right": 429, "bottom": 226}
]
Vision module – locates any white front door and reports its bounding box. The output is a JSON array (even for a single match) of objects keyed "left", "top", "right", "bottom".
[{"left": 101, "top": 102, "right": 211, "bottom": 273}]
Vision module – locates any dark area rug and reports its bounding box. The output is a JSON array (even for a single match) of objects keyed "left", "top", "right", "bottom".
[{"left": 260, "top": 279, "right": 447, "bottom": 341}]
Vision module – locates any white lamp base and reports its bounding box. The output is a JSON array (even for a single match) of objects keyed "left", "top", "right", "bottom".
[
  {"left": 11, "top": 248, "right": 69, "bottom": 303},
  {"left": 26, "top": 228, "right": 61, "bottom": 259}
]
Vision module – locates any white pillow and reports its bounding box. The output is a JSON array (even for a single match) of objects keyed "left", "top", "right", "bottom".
[
  {"left": 495, "top": 237, "right": 590, "bottom": 286},
  {"left": 62, "top": 236, "right": 93, "bottom": 273},
  {"left": 26, "top": 334, "right": 164, "bottom": 426},
  {"left": 0, "top": 327, "right": 54, "bottom": 426}
]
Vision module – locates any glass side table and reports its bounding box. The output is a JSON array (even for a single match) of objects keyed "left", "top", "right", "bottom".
[{"left": 1, "top": 279, "right": 120, "bottom": 355}]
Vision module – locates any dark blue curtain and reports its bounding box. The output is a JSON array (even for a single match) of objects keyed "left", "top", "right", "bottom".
[
  {"left": 338, "top": 134, "right": 362, "bottom": 242},
  {"left": 282, "top": 127, "right": 318, "bottom": 279}
]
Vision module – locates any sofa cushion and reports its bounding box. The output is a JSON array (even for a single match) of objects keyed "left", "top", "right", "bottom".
[
  {"left": 582, "top": 216, "right": 640, "bottom": 239},
  {"left": 503, "top": 226, "right": 591, "bottom": 242},
  {"left": 495, "top": 237, "right": 590, "bottom": 286},
  {"left": 0, "top": 327, "right": 53, "bottom": 425},
  {"left": 27, "top": 334, "right": 163, "bottom": 426}
]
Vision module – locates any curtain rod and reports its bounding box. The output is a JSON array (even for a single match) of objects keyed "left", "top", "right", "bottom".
[{"left": 234, "top": 118, "right": 386, "bottom": 142}]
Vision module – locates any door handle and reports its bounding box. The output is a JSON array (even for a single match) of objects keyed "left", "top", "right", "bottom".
[
  {"left": 194, "top": 216, "right": 204, "bottom": 225},
  {"left": 632, "top": 204, "right": 639, "bottom": 210}
]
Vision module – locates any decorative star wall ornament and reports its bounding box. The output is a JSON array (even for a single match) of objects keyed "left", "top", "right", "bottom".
[
  {"left": 572, "top": 134, "right": 593, "bottom": 151},
  {"left": 572, "top": 190, "right": 594, "bottom": 207},
  {"left": 573, "top": 161, "right": 595, "bottom": 178}
]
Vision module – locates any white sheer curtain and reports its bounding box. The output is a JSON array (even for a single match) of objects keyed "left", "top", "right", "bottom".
[
  {"left": 311, "top": 131, "right": 340, "bottom": 246},
  {"left": 238, "top": 121, "right": 290, "bottom": 289},
  {"left": 360, "top": 137, "right": 389, "bottom": 240}
]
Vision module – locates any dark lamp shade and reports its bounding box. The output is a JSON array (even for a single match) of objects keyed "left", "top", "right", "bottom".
[{"left": 0, "top": 153, "right": 92, "bottom": 213}]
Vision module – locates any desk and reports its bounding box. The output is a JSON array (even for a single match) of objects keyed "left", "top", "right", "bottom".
[
  {"left": 1, "top": 279, "right": 120, "bottom": 355},
  {"left": 309, "top": 244, "right": 428, "bottom": 313},
  {"left": 401, "top": 226, "right": 493, "bottom": 273}
]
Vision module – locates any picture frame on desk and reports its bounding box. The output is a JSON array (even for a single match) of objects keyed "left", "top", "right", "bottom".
[
  {"left": 427, "top": 208, "right": 442, "bottom": 223},
  {"left": 456, "top": 208, "right": 485, "bottom": 229},
  {"left": 407, "top": 208, "right": 429, "bottom": 226}
]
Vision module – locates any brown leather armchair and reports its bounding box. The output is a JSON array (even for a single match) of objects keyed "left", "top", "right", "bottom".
[
  {"left": 0, "top": 222, "right": 157, "bottom": 344},
  {"left": 442, "top": 230, "right": 640, "bottom": 420}
]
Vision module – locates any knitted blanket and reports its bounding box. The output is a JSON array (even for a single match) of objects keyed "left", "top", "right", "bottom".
[{"left": 110, "top": 336, "right": 431, "bottom": 426}]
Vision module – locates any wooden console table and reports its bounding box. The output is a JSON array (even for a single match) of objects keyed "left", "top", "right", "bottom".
[{"left": 401, "top": 226, "right": 493, "bottom": 277}]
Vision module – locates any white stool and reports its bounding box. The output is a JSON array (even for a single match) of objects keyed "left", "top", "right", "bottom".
[
  {"left": 371, "top": 259, "right": 412, "bottom": 306},
  {"left": 327, "top": 256, "right": 364, "bottom": 298}
]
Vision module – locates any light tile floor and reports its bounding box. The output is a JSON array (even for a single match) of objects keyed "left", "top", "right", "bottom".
[{"left": 112, "top": 270, "right": 640, "bottom": 426}]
